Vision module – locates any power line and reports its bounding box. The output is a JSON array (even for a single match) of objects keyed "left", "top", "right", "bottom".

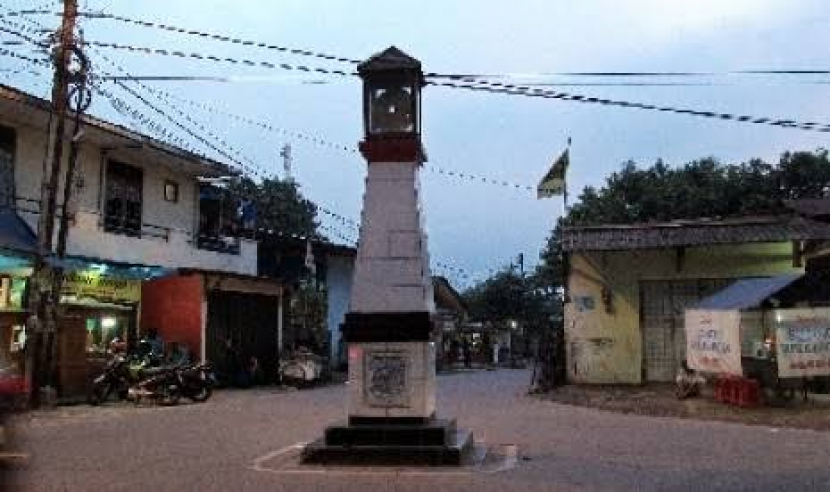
[
  {"left": 85, "top": 40, "right": 355, "bottom": 77},
  {"left": 2, "top": 24, "right": 482, "bottom": 285},
  {"left": 92, "top": 83, "right": 205, "bottom": 156},
  {"left": 75, "top": 11, "right": 362, "bottom": 65},
  {"left": 13, "top": 13, "right": 825, "bottom": 135},
  {"left": 426, "top": 77, "right": 830, "bottom": 133},
  {"left": 0, "top": 46, "right": 48, "bottom": 67},
  {"left": 427, "top": 69, "right": 830, "bottom": 79},
  {"left": 33, "top": 10, "right": 830, "bottom": 82},
  {"left": 116, "top": 83, "right": 536, "bottom": 192},
  {"left": 69, "top": 39, "right": 830, "bottom": 134}
]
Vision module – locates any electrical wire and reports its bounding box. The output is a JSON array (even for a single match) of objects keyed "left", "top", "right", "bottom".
[
  {"left": 2, "top": 15, "right": 479, "bottom": 282},
  {"left": 85, "top": 40, "right": 354, "bottom": 77},
  {"left": 426, "top": 77, "right": 830, "bottom": 133},
  {"left": 114, "top": 83, "right": 536, "bottom": 192},
  {"left": 75, "top": 11, "right": 361, "bottom": 64}
]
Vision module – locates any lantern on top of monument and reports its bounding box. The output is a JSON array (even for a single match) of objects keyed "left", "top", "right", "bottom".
[{"left": 357, "top": 46, "right": 423, "bottom": 140}]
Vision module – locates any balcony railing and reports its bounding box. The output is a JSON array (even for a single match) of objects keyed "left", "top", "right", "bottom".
[
  {"left": 12, "top": 195, "right": 251, "bottom": 255},
  {"left": 196, "top": 233, "right": 241, "bottom": 255}
]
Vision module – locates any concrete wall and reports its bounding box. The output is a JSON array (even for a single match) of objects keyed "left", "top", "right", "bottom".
[
  {"left": 5, "top": 119, "right": 256, "bottom": 275},
  {"left": 566, "top": 242, "right": 801, "bottom": 384},
  {"left": 140, "top": 274, "right": 204, "bottom": 358},
  {"left": 326, "top": 255, "right": 353, "bottom": 367}
]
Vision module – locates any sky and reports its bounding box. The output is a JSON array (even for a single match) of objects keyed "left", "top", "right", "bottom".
[{"left": 1, "top": 0, "right": 829, "bottom": 288}]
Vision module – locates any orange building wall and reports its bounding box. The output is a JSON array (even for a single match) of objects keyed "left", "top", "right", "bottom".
[{"left": 141, "top": 274, "right": 203, "bottom": 358}]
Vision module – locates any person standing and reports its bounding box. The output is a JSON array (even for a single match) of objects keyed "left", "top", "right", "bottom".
[{"left": 462, "top": 338, "right": 471, "bottom": 368}]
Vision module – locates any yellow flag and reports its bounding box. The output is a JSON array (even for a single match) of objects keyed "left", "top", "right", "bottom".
[{"left": 537, "top": 148, "right": 569, "bottom": 199}]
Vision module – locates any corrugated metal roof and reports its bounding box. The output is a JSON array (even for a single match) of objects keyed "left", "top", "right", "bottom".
[
  {"left": 783, "top": 199, "right": 830, "bottom": 218},
  {"left": 694, "top": 274, "right": 803, "bottom": 310},
  {"left": 0, "top": 83, "right": 237, "bottom": 178},
  {"left": 562, "top": 216, "right": 830, "bottom": 252}
]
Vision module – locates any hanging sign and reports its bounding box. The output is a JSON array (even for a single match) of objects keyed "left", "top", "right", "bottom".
[
  {"left": 62, "top": 269, "right": 141, "bottom": 303},
  {"left": 685, "top": 309, "right": 742, "bottom": 375},
  {"left": 773, "top": 308, "right": 830, "bottom": 378}
]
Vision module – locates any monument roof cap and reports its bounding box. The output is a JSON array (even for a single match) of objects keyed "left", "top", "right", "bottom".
[{"left": 358, "top": 46, "right": 421, "bottom": 75}]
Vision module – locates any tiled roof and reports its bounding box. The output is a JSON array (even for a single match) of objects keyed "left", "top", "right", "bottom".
[{"left": 562, "top": 215, "right": 830, "bottom": 252}]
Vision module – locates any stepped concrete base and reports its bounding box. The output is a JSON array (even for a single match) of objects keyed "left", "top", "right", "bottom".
[{"left": 302, "top": 419, "right": 474, "bottom": 466}]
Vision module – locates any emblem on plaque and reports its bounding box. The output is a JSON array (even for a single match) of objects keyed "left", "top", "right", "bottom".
[{"left": 364, "top": 351, "right": 408, "bottom": 407}]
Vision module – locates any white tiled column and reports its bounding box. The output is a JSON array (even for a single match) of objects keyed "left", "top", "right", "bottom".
[{"left": 347, "top": 159, "right": 436, "bottom": 420}]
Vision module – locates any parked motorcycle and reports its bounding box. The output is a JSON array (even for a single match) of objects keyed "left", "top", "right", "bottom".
[
  {"left": 178, "top": 363, "right": 215, "bottom": 402},
  {"left": 88, "top": 354, "right": 132, "bottom": 405},
  {"left": 279, "top": 348, "right": 323, "bottom": 388},
  {"left": 127, "top": 365, "right": 183, "bottom": 406},
  {"left": 127, "top": 363, "right": 215, "bottom": 405}
]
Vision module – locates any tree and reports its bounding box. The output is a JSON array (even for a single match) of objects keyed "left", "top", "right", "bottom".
[
  {"left": 538, "top": 149, "right": 830, "bottom": 292},
  {"left": 230, "top": 176, "right": 322, "bottom": 238},
  {"left": 462, "top": 267, "right": 560, "bottom": 343}
]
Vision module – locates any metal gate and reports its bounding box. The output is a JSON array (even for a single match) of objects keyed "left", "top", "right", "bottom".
[
  {"left": 205, "top": 291, "right": 280, "bottom": 384},
  {"left": 640, "top": 279, "right": 732, "bottom": 382}
]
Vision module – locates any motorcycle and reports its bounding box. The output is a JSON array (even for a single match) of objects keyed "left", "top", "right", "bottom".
[
  {"left": 127, "top": 363, "right": 215, "bottom": 405},
  {"left": 279, "top": 347, "right": 323, "bottom": 388},
  {"left": 177, "top": 363, "right": 215, "bottom": 402},
  {"left": 127, "top": 365, "right": 184, "bottom": 406},
  {"left": 88, "top": 354, "right": 132, "bottom": 405}
]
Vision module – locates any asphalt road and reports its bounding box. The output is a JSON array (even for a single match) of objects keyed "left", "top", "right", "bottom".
[{"left": 6, "top": 369, "right": 830, "bottom": 491}]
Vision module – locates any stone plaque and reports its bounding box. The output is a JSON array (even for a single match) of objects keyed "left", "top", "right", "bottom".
[{"left": 364, "top": 351, "right": 409, "bottom": 408}]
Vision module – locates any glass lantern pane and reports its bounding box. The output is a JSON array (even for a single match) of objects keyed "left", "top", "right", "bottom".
[{"left": 369, "top": 85, "right": 414, "bottom": 133}]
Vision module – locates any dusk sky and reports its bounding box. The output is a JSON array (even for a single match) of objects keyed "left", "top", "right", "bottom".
[{"left": 2, "top": 0, "right": 829, "bottom": 287}]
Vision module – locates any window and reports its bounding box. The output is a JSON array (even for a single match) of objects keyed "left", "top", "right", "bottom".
[
  {"left": 0, "top": 125, "right": 16, "bottom": 209},
  {"left": 85, "top": 314, "right": 129, "bottom": 357},
  {"left": 164, "top": 181, "right": 179, "bottom": 202},
  {"left": 197, "top": 184, "right": 241, "bottom": 254},
  {"left": 104, "top": 160, "right": 143, "bottom": 236}
]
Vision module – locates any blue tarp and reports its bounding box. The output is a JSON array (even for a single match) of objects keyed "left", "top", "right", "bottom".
[
  {"left": 45, "top": 256, "right": 175, "bottom": 280},
  {"left": 0, "top": 209, "right": 36, "bottom": 254},
  {"left": 694, "top": 274, "right": 804, "bottom": 310}
]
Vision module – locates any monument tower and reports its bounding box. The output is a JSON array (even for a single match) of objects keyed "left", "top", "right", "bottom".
[{"left": 304, "top": 47, "right": 472, "bottom": 465}]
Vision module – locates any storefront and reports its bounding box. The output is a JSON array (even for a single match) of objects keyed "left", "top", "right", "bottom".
[
  {"left": 141, "top": 270, "right": 284, "bottom": 386},
  {"left": 0, "top": 211, "right": 38, "bottom": 383},
  {"left": 44, "top": 258, "right": 175, "bottom": 399},
  {"left": 0, "top": 272, "right": 29, "bottom": 382},
  {"left": 56, "top": 263, "right": 145, "bottom": 398}
]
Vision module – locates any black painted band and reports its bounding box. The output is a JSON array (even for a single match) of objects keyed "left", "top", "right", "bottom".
[{"left": 341, "top": 312, "right": 433, "bottom": 342}]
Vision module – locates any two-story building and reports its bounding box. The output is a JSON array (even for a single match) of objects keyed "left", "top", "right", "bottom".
[{"left": 0, "top": 83, "right": 283, "bottom": 397}]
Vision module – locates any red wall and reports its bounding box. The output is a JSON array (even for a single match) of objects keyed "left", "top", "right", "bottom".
[{"left": 141, "top": 274, "right": 203, "bottom": 358}]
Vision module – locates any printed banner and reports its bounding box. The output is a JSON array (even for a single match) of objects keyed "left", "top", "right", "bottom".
[
  {"left": 685, "top": 309, "right": 742, "bottom": 375},
  {"left": 62, "top": 270, "right": 141, "bottom": 303},
  {"left": 774, "top": 308, "right": 830, "bottom": 378}
]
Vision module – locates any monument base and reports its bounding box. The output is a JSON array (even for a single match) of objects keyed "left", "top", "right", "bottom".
[{"left": 302, "top": 418, "right": 474, "bottom": 466}]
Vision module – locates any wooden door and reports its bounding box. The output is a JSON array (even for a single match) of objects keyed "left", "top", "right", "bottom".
[{"left": 57, "top": 315, "right": 88, "bottom": 398}]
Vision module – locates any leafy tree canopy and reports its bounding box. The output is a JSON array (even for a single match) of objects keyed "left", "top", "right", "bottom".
[
  {"left": 465, "top": 150, "right": 830, "bottom": 330},
  {"left": 231, "top": 177, "right": 322, "bottom": 239},
  {"left": 535, "top": 149, "right": 830, "bottom": 292},
  {"left": 462, "top": 267, "right": 561, "bottom": 340}
]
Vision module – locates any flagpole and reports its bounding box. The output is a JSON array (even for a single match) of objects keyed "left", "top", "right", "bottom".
[
  {"left": 562, "top": 137, "right": 571, "bottom": 306},
  {"left": 563, "top": 137, "right": 571, "bottom": 211}
]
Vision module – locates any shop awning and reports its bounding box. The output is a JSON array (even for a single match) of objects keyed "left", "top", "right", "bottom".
[
  {"left": 0, "top": 209, "right": 37, "bottom": 255},
  {"left": 694, "top": 274, "right": 804, "bottom": 310},
  {"left": 45, "top": 256, "right": 176, "bottom": 280}
]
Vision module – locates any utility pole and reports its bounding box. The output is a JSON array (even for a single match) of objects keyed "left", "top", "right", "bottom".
[{"left": 27, "top": 0, "right": 79, "bottom": 407}]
